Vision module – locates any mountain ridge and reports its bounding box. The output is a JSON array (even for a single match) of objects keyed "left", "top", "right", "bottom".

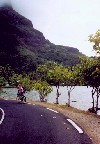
[{"left": 0, "top": 6, "right": 85, "bottom": 73}]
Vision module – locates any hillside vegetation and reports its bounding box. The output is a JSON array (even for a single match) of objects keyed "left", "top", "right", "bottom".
[{"left": 0, "top": 6, "right": 84, "bottom": 73}]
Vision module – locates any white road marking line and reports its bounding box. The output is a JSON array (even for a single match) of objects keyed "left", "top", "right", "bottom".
[
  {"left": 46, "top": 108, "right": 59, "bottom": 113},
  {"left": 27, "top": 103, "right": 35, "bottom": 105},
  {"left": 23, "top": 102, "right": 26, "bottom": 104},
  {"left": 67, "top": 119, "right": 83, "bottom": 134},
  {"left": 53, "top": 116, "right": 56, "bottom": 119},
  {"left": 27, "top": 103, "right": 31, "bottom": 105},
  {"left": 0, "top": 108, "right": 5, "bottom": 125}
]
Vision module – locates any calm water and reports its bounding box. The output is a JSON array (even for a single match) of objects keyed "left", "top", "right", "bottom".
[{"left": 1, "top": 86, "right": 100, "bottom": 114}]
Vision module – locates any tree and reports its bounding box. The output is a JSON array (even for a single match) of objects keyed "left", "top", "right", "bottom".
[
  {"left": 36, "top": 62, "right": 66, "bottom": 104},
  {"left": 0, "top": 76, "right": 6, "bottom": 94},
  {"left": 10, "top": 74, "right": 33, "bottom": 91},
  {"left": 75, "top": 31, "right": 100, "bottom": 113},
  {"left": 75, "top": 57, "right": 99, "bottom": 112},
  {"left": 89, "top": 30, "right": 100, "bottom": 55},
  {"left": 88, "top": 30, "right": 100, "bottom": 113},
  {"left": 65, "top": 68, "right": 76, "bottom": 107},
  {"left": 47, "top": 64, "right": 68, "bottom": 104},
  {"left": 33, "top": 80, "right": 53, "bottom": 102},
  {"left": 36, "top": 61, "right": 57, "bottom": 81},
  {"left": 72, "top": 57, "right": 96, "bottom": 85},
  {"left": 0, "top": 65, "right": 15, "bottom": 84},
  {"left": 9, "top": 74, "right": 23, "bottom": 86},
  {"left": 83, "top": 64, "right": 100, "bottom": 113}
]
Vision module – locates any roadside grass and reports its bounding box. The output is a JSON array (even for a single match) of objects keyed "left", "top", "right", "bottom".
[{"left": 27, "top": 99, "right": 100, "bottom": 119}]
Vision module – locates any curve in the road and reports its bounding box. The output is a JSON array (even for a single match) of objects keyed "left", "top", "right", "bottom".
[
  {"left": 0, "top": 100, "right": 93, "bottom": 144},
  {"left": 46, "top": 107, "right": 83, "bottom": 134},
  {"left": 67, "top": 119, "right": 83, "bottom": 134}
]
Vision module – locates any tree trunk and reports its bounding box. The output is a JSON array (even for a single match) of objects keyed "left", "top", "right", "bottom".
[
  {"left": 96, "top": 88, "right": 99, "bottom": 113},
  {"left": 91, "top": 89, "right": 95, "bottom": 112},
  {"left": 68, "top": 90, "right": 70, "bottom": 107},
  {"left": 67, "top": 86, "right": 75, "bottom": 107},
  {"left": 56, "top": 85, "right": 60, "bottom": 104},
  {"left": 39, "top": 94, "right": 44, "bottom": 102}
]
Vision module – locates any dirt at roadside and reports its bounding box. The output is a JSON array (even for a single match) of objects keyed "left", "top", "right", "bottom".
[{"left": 29, "top": 101, "right": 100, "bottom": 144}]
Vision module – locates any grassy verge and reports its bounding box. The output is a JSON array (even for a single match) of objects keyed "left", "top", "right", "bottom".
[{"left": 27, "top": 99, "right": 100, "bottom": 118}]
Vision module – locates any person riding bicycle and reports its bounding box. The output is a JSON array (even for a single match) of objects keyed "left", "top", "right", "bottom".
[{"left": 17, "top": 83, "right": 26, "bottom": 101}]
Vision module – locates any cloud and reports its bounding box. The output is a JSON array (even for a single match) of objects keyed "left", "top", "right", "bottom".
[
  {"left": 1, "top": 0, "right": 99, "bottom": 56},
  {"left": 0, "top": 0, "right": 11, "bottom": 7}
]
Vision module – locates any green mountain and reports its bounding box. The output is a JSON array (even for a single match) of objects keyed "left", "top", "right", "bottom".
[{"left": 0, "top": 6, "right": 84, "bottom": 73}]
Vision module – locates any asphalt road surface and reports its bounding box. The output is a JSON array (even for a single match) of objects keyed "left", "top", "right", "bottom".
[{"left": 0, "top": 99, "right": 93, "bottom": 144}]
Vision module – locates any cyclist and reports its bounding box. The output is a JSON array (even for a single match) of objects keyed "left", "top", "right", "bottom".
[{"left": 17, "top": 83, "right": 26, "bottom": 102}]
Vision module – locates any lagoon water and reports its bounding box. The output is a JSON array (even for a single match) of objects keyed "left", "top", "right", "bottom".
[{"left": 1, "top": 86, "right": 100, "bottom": 114}]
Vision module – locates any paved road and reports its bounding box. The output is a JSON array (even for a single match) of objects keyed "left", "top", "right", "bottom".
[{"left": 0, "top": 100, "right": 92, "bottom": 144}]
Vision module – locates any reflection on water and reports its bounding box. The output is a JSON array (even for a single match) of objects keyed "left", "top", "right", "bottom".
[{"left": 1, "top": 86, "right": 100, "bottom": 114}]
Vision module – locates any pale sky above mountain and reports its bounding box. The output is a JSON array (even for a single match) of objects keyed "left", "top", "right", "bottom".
[{"left": 1, "top": 0, "right": 100, "bottom": 56}]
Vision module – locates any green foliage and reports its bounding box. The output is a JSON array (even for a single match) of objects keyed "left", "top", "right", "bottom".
[
  {"left": 89, "top": 30, "right": 100, "bottom": 55},
  {"left": 0, "top": 76, "right": 5, "bottom": 86},
  {"left": 88, "top": 30, "right": 100, "bottom": 87},
  {"left": 21, "top": 76, "right": 34, "bottom": 91},
  {"left": 0, "top": 76, "right": 6, "bottom": 94},
  {"left": 36, "top": 61, "right": 84, "bottom": 86},
  {"left": 83, "top": 64, "right": 100, "bottom": 88},
  {"left": 36, "top": 61, "right": 58, "bottom": 81},
  {"left": 33, "top": 80, "right": 52, "bottom": 101},
  {"left": 9, "top": 74, "right": 23, "bottom": 86},
  {"left": 10, "top": 74, "right": 33, "bottom": 91},
  {"left": 0, "top": 65, "right": 15, "bottom": 84},
  {"left": 47, "top": 63, "right": 68, "bottom": 86},
  {"left": 0, "top": 6, "right": 84, "bottom": 74},
  {"left": 71, "top": 57, "right": 97, "bottom": 85}
]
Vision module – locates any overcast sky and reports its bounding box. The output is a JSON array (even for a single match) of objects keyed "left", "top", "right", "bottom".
[{"left": 1, "top": 0, "right": 100, "bottom": 56}]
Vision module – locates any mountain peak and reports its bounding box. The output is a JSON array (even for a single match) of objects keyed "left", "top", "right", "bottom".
[
  {"left": 0, "top": 2, "right": 12, "bottom": 9},
  {"left": 0, "top": 6, "right": 84, "bottom": 73}
]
